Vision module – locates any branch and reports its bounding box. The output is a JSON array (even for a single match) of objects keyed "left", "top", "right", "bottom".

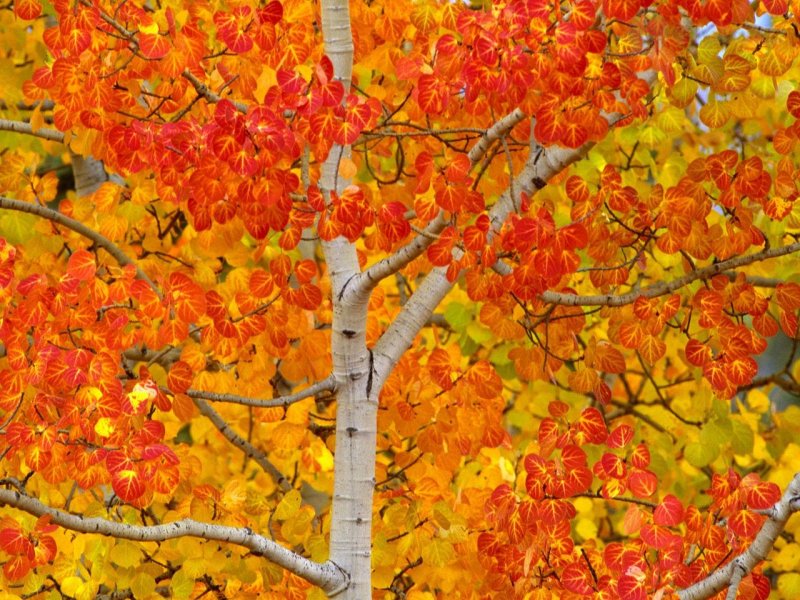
[
  {"left": 354, "top": 107, "right": 528, "bottom": 294},
  {"left": 181, "top": 70, "right": 248, "bottom": 114},
  {"left": 0, "top": 488, "right": 346, "bottom": 593},
  {"left": 537, "top": 241, "right": 800, "bottom": 307},
  {"left": 184, "top": 375, "right": 336, "bottom": 408},
  {"left": 678, "top": 472, "right": 800, "bottom": 600},
  {"left": 0, "top": 195, "right": 160, "bottom": 296},
  {"left": 0, "top": 119, "right": 65, "bottom": 143},
  {"left": 467, "top": 107, "right": 526, "bottom": 164},
  {"left": 373, "top": 128, "right": 595, "bottom": 380},
  {"left": 193, "top": 398, "right": 292, "bottom": 492}
]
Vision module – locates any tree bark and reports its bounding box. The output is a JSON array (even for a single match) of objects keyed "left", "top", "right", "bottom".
[{"left": 319, "top": 1, "right": 376, "bottom": 597}]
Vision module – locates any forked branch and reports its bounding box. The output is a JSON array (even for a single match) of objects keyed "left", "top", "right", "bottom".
[{"left": 353, "top": 107, "right": 529, "bottom": 296}]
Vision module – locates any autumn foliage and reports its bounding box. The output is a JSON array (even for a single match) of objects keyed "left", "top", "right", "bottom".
[{"left": 2, "top": 0, "right": 800, "bottom": 598}]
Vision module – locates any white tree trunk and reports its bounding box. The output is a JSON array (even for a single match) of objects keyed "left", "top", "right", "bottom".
[{"left": 319, "top": 1, "right": 377, "bottom": 597}]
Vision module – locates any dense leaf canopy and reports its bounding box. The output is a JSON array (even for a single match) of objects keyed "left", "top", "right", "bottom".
[{"left": 1, "top": 0, "right": 800, "bottom": 599}]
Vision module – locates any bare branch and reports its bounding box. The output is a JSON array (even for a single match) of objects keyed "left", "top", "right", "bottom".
[
  {"left": 0, "top": 119, "right": 65, "bottom": 143},
  {"left": 0, "top": 488, "right": 346, "bottom": 593},
  {"left": 193, "top": 398, "right": 292, "bottom": 492},
  {"left": 537, "top": 241, "right": 800, "bottom": 307},
  {"left": 0, "top": 195, "right": 160, "bottom": 296},
  {"left": 184, "top": 375, "right": 336, "bottom": 408},
  {"left": 678, "top": 472, "right": 800, "bottom": 600}
]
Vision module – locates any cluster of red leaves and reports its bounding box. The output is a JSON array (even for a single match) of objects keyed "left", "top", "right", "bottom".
[
  {"left": 0, "top": 237, "right": 324, "bottom": 501},
  {"left": 396, "top": 0, "right": 652, "bottom": 148},
  {"left": 682, "top": 275, "right": 791, "bottom": 397},
  {"left": 476, "top": 400, "right": 781, "bottom": 599},
  {"left": 0, "top": 516, "right": 57, "bottom": 581}
]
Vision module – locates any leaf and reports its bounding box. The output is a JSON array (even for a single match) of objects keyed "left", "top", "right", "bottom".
[
  {"left": 274, "top": 489, "right": 301, "bottom": 521},
  {"left": 729, "top": 509, "right": 764, "bottom": 538},
  {"left": 561, "top": 562, "right": 594, "bottom": 594},
  {"left": 109, "top": 540, "right": 143, "bottom": 568},
  {"left": 14, "top": 0, "right": 42, "bottom": 20},
  {"left": 638, "top": 335, "right": 666, "bottom": 364},
  {"left": 699, "top": 98, "right": 730, "bottom": 129},
  {"left": 654, "top": 495, "right": 684, "bottom": 526},
  {"left": 167, "top": 361, "right": 194, "bottom": 394},
  {"left": 111, "top": 469, "right": 146, "bottom": 502}
]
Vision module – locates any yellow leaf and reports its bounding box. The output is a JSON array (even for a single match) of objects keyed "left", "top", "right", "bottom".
[
  {"left": 779, "top": 573, "right": 800, "bottom": 599},
  {"left": 420, "top": 537, "right": 454, "bottom": 567},
  {"left": 274, "top": 489, "right": 302, "bottom": 521},
  {"left": 699, "top": 97, "right": 730, "bottom": 129},
  {"left": 30, "top": 105, "right": 44, "bottom": 133},
  {"left": 94, "top": 417, "right": 114, "bottom": 438},
  {"left": 131, "top": 572, "right": 157, "bottom": 599},
  {"left": 670, "top": 77, "right": 698, "bottom": 108},
  {"left": 170, "top": 568, "right": 195, "bottom": 599},
  {"left": 775, "top": 543, "right": 800, "bottom": 572},
  {"left": 109, "top": 540, "right": 142, "bottom": 568},
  {"left": 138, "top": 22, "right": 159, "bottom": 35}
]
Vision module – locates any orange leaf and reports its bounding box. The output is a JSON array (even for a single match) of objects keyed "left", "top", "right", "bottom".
[
  {"left": 167, "top": 361, "right": 194, "bottom": 394},
  {"left": 67, "top": 249, "right": 96, "bottom": 281}
]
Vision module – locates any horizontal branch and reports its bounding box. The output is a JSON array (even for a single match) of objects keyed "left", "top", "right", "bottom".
[
  {"left": 184, "top": 375, "right": 336, "bottom": 408},
  {"left": 0, "top": 488, "right": 346, "bottom": 593},
  {"left": 0, "top": 119, "right": 65, "bottom": 143},
  {"left": 193, "top": 398, "right": 291, "bottom": 492},
  {"left": 0, "top": 195, "right": 160, "bottom": 296},
  {"left": 539, "top": 241, "right": 800, "bottom": 307},
  {"left": 678, "top": 472, "right": 800, "bottom": 600}
]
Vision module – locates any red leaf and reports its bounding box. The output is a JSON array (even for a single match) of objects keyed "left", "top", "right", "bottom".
[
  {"left": 249, "top": 269, "right": 274, "bottom": 298},
  {"left": 628, "top": 469, "right": 657, "bottom": 497},
  {"left": 617, "top": 570, "right": 647, "bottom": 600},
  {"left": 576, "top": 407, "right": 608, "bottom": 444},
  {"left": 776, "top": 283, "right": 800, "bottom": 311},
  {"left": 654, "top": 494, "right": 684, "bottom": 526},
  {"left": 641, "top": 523, "right": 680, "bottom": 549},
  {"left": 0, "top": 527, "right": 34, "bottom": 559},
  {"left": 14, "top": 0, "right": 42, "bottom": 20},
  {"left": 607, "top": 424, "right": 634, "bottom": 449},
  {"left": 729, "top": 509, "right": 764, "bottom": 538},
  {"left": 740, "top": 474, "right": 781, "bottom": 509},
  {"left": 561, "top": 562, "right": 594, "bottom": 594},
  {"left": 111, "top": 468, "right": 146, "bottom": 502},
  {"left": 788, "top": 90, "right": 800, "bottom": 119}
]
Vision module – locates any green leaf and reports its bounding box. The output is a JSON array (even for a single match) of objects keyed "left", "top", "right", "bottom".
[
  {"left": 685, "top": 441, "right": 718, "bottom": 468},
  {"left": 170, "top": 568, "right": 195, "bottom": 600},
  {"left": 0, "top": 212, "right": 36, "bottom": 245},
  {"left": 731, "top": 419, "right": 754, "bottom": 455},
  {"left": 421, "top": 537, "right": 454, "bottom": 567},
  {"left": 444, "top": 302, "right": 471, "bottom": 330}
]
